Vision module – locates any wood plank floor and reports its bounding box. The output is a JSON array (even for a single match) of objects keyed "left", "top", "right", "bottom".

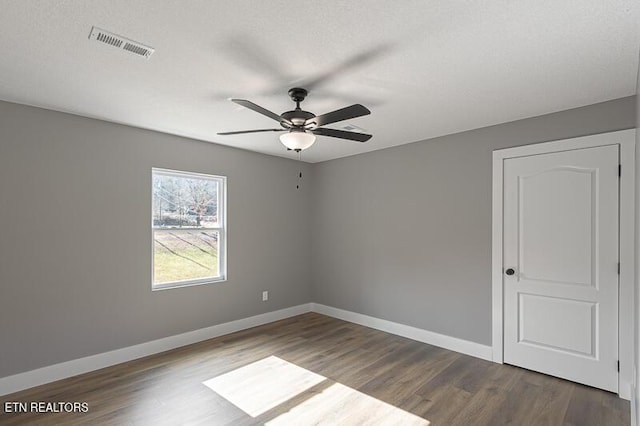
[{"left": 0, "top": 313, "right": 629, "bottom": 425}]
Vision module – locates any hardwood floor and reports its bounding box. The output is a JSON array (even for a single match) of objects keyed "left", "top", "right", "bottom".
[{"left": 0, "top": 313, "right": 629, "bottom": 425}]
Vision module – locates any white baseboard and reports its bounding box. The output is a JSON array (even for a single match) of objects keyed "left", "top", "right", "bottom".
[
  {"left": 0, "top": 303, "right": 312, "bottom": 397},
  {"left": 311, "top": 303, "right": 493, "bottom": 361},
  {"left": 1, "top": 302, "right": 496, "bottom": 397}
]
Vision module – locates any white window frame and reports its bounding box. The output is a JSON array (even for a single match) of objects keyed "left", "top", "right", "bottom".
[{"left": 152, "top": 168, "right": 227, "bottom": 290}]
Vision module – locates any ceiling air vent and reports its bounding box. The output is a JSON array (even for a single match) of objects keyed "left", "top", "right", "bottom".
[
  {"left": 342, "top": 124, "right": 367, "bottom": 133},
  {"left": 89, "top": 27, "right": 154, "bottom": 59}
]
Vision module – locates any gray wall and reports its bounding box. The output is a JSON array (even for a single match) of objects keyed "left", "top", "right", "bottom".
[
  {"left": 0, "top": 101, "right": 312, "bottom": 378},
  {"left": 0, "top": 95, "right": 636, "bottom": 379},
  {"left": 311, "top": 96, "right": 636, "bottom": 345}
]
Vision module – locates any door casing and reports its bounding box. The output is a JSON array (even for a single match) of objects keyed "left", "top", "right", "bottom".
[{"left": 491, "top": 129, "right": 636, "bottom": 400}]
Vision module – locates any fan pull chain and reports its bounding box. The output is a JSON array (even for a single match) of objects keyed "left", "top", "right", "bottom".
[{"left": 296, "top": 151, "right": 303, "bottom": 190}]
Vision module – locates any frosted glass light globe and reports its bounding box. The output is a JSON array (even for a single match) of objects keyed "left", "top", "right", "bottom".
[{"left": 280, "top": 130, "right": 316, "bottom": 151}]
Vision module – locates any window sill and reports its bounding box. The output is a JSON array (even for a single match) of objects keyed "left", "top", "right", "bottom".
[{"left": 152, "top": 276, "right": 227, "bottom": 291}]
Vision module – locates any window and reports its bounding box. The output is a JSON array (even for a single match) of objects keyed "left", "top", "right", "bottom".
[{"left": 152, "top": 168, "right": 226, "bottom": 290}]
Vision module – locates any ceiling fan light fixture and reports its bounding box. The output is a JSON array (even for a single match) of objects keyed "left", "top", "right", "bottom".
[
  {"left": 279, "top": 129, "right": 316, "bottom": 151},
  {"left": 220, "top": 88, "right": 372, "bottom": 148}
]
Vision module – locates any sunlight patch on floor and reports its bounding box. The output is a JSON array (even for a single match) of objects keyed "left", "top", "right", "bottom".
[
  {"left": 266, "top": 382, "right": 429, "bottom": 425},
  {"left": 203, "top": 355, "right": 429, "bottom": 424},
  {"left": 202, "top": 355, "right": 325, "bottom": 417}
]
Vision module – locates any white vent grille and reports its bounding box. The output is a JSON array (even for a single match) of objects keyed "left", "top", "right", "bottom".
[
  {"left": 89, "top": 27, "right": 154, "bottom": 59},
  {"left": 342, "top": 124, "right": 367, "bottom": 133}
]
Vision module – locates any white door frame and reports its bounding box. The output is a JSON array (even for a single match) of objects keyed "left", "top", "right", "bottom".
[{"left": 491, "top": 129, "right": 636, "bottom": 399}]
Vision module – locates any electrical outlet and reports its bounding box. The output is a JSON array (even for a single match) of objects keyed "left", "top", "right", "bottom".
[{"left": 262, "top": 291, "right": 269, "bottom": 302}]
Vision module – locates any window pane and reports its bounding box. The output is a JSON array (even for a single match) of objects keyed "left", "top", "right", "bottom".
[
  {"left": 153, "top": 230, "right": 219, "bottom": 284},
  {"left": 153, "top": 174, "right": 218, "bottom": 228}
]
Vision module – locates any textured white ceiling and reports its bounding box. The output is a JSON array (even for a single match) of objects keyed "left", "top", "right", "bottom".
[{"left": 0, "top": 1, "right": 638, "bottom": 163}]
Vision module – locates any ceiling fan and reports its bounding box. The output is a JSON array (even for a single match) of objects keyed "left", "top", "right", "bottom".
[{"left": 218, "top": 88, "right": 372, "bottom": 151}]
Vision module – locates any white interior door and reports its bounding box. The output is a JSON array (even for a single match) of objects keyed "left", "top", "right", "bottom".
[{"left": 503, "top": 144, "right": 619, "bottom": 392}]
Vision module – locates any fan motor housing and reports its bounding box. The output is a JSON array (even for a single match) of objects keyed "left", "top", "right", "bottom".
[{"left": 281, "top": 109, "right": 315, "bottom": 127}]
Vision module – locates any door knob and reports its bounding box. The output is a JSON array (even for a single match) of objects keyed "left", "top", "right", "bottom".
[{"left": 505, "top": 268, "right": 515, "bottom": 276}]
